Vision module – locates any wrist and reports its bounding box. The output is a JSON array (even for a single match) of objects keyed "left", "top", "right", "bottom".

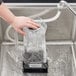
[{"left": 8, "top": 15, "right": 16, "bottom": 25}]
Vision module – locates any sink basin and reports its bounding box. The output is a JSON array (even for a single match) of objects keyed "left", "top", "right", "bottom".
[
  {"left": 0, "top": 42, "right": 75, "bottom": 76},
  {"left": 0, "top": 3, "right": 76, "bottom": 76}
]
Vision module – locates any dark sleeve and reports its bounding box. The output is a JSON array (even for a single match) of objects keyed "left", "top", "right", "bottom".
[{"left": 0, "top": 0, "right": 2, "bottom": 5}]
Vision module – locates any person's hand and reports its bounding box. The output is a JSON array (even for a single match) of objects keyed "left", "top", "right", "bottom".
[{"left": 11, "top": 16, "right": 40, "bottom": 35}]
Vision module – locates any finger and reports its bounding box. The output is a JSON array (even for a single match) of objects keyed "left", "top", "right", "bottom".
[
  {"left": 24, "top": 23, "right": 38, "bottom": 29},
  {"left": 17, "top": 29, "right": 25, "bottom": 36},
  {"left": 27, "top": 20, "right": 40, "bottom": 28},
  {"left": 25, "top": 18, "right": 40, "bottom": 27}
]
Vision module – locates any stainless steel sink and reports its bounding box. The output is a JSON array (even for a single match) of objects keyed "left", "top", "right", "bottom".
[
  {"left": 0, "top": 3, "right": 76, "bottom": 76},
  {"left": 0, "top": 43, "right": 75, "bottom": 76}
]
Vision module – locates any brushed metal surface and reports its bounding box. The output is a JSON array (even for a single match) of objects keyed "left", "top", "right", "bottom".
[
  {"left": 0, "top": 3, "right": 76, "bottom": 76},
  {"left": 0, "top": 44, "right": 74, "bottom": 76}
]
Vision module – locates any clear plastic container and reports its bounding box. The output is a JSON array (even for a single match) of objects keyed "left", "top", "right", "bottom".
[{"left": 23, "top": 18, "right": 47, "bottom": 64}]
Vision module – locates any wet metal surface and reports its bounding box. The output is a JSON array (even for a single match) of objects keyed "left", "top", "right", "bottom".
[{"left": 0, "top": 44, "right": 74, "bottom": 76}]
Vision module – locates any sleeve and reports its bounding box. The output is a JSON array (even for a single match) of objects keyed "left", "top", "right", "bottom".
[{"left": 0, "top": 0, "right": 2, "bottom": 5}]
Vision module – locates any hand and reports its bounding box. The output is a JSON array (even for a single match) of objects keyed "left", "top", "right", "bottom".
[{"left": 11, "top": 16, "right": 40, "bottom": 35}]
